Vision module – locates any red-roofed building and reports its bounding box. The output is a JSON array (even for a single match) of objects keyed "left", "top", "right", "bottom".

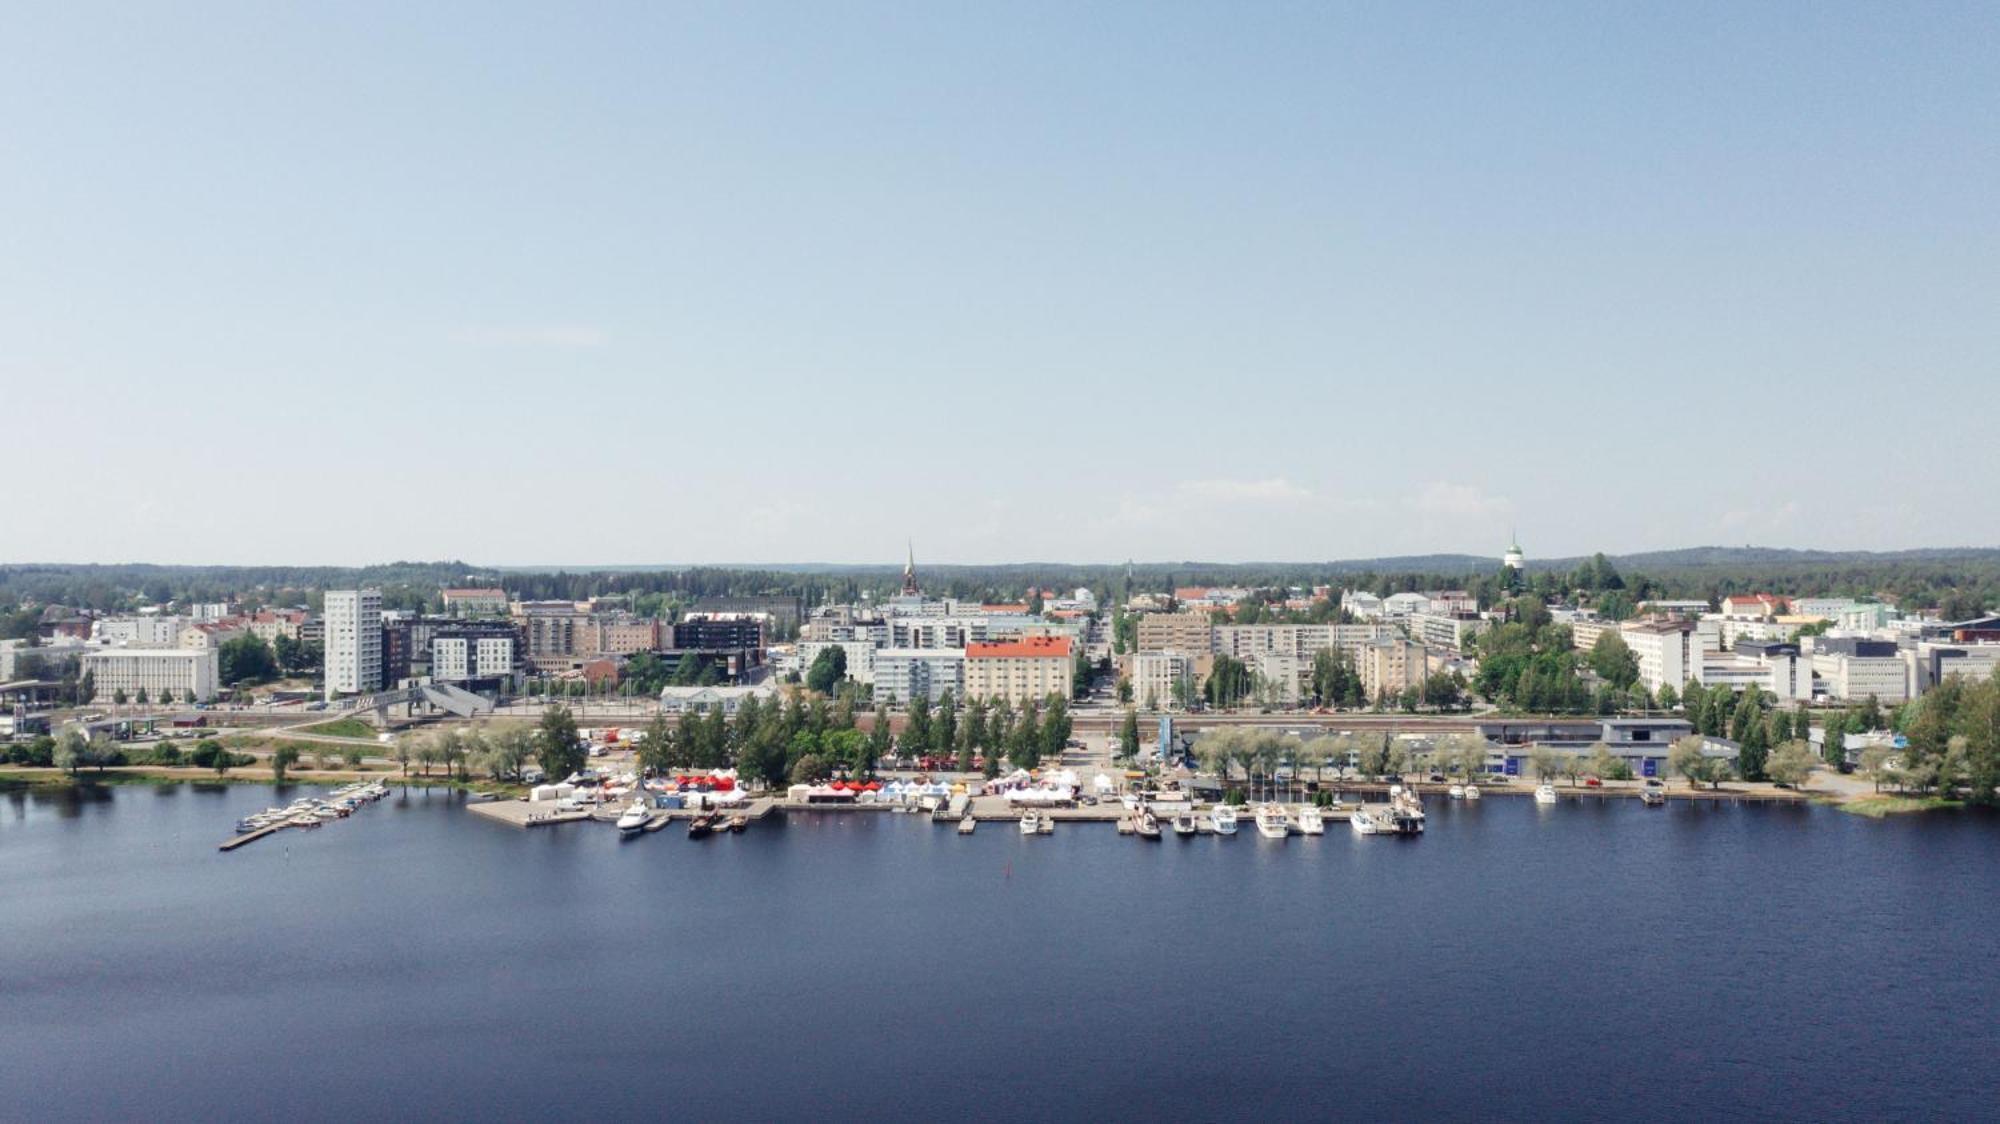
[{"left": 964, "top": 636, "right": 1073, "bottom": 705}]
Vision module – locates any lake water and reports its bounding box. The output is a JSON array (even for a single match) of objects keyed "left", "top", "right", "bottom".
[{"left": 2, "top": 783, "right": 1995, "bottom": 1121}]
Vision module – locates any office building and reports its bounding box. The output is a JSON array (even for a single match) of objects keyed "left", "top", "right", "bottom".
[
  {"left": 963, "top": 636, "right": 1072, "bottom": 706},
  {"left": 81, "top": 647, "right": 219, "bottom": 703}
]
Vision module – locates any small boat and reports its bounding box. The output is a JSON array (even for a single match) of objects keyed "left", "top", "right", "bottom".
[
  {"left": 1349, "top": 807, "right": 1382, "bottom": 836},
  {"left": 1254, "top": 803, "right": 1291, "bottom": 839},
  {"left": 1210, "top": 806, "right": 1239, "bottom": 836},
  {"left": 1295, "top": 805, "right": 1325, "bottom": 836},
  {"left": 1640, "top": 780, "right": 1667, "bottom": 806},
  {"left": 1136, "top": 812, "right": 1162, "bottom": 840},
  {"left": 1020, "top": 812, "right": 1041, "bottom": 836},
  {"left": 1535, "top": 783, "right": 1558, "bottom": 805},
  {"left": 1037, "top": 813, "right": 1054, "bottom": 835},
  {"left": 958, "top": 815, "right": 976, "bottom": 835},
  {"left": 616, "top": 800, "right": 650, "bottom": 834},
  {"left": 1464, "top": 784, "right": 1481, "bottom": 801},
  {"left": 687, "top": 814, "right": 717, "bottom": 838},
  {"left": 1448, "top": 784, "right": 1466, "bottom": 799},
  {"left": 1171, "top": 813, "right": 1197, "bottom": 837},
  {"left": 726, "top": 814, "right": 747, "bottom": 833}
]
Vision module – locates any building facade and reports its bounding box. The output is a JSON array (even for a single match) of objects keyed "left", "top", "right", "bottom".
[
  {"left": 963, "top": 636, "right": 1072, "bottom": 706},
  {"left": 81, "top": 648, "right": 219, "bottom": 703},
  {"left": 871, "top": 648, "right": 966, "bottom": 705},
  {"left": 324, "top": 589, "right": 383, "bottom": 699}
]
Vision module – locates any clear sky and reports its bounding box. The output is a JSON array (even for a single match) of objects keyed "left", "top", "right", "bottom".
[{"left": 4, "top": 3, "right": 1995, "bottom": 567}]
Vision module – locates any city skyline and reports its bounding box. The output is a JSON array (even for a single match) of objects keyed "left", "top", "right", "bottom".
[{"left": 5, "top": 4, "right": 1995, "bottom": 565}]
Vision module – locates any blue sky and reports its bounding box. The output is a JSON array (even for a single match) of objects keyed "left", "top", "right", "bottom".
[{"left": 4, "top": 3, "right": 1995, "bottom": 566}]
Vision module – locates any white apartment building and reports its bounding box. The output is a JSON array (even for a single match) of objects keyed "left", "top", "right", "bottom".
[
  {"left": 431, "top": 635, "right": 515, "bottom": 681},
  {"left": 324, "top": 589, "right": 383, "bottom": 699},
  {"left": 1129, "top": 649, "right": 1200, "bottom": 709},
  {"left": 1211, "top": 623, "right": 1392, "bottom": 661},
  {"left": 93, "top": 616, "right": 184, "bottom": 647},
  {"left": 1620, "top": 619, "right": 1701, "bottom": 695},
  {"left": 1340, "top": 591, "right": 1385, "bottom": 620},
  {"left": 872, "top": 648, "right": 966, "bottom": 705},
  {"left": 1790, "top": 598, "right": 1856, "bottom": 619},
  {"left": 1381, "top": 593, "right": 1431, "bottom": 619},
  {"left": 1406, "top": 611, "right": 1490, "bottom": 654},
  {"left": 80, "top": 647, "right": 219, "bottom": 703},
  {"left": 797, "top": 640, "right": 879, "bottom": 686}
]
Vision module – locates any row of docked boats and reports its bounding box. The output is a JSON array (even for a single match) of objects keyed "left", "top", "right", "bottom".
[
  {"left": 1349, "top": 786, "right": 1427, "bottom": 836},
  {"left": 235, "top": 782, "right": 389, "bottom": 835}
]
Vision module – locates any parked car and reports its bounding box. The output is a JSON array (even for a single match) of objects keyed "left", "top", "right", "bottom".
[{"left": 1583, "top": 775, "right": 1603, "bottom": 787}]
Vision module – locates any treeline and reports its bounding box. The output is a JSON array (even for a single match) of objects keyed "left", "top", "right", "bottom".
[{"left": 7, "top": 548, "right": 1997, "bottom": 632}]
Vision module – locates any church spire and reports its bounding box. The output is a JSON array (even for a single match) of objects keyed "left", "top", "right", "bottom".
[{"left": 901, "top": 541, "right": 920, "bottom": 595}]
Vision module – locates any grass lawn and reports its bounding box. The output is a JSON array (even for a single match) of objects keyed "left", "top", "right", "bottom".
[
  {"left": 296, "top": 717, "right": 379, "bottom": 740},
  {"left": 1838, "top": 794, "right": 1963, "bottom": 818}
]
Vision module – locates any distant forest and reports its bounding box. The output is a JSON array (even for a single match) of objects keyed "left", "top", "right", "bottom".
[{"left": 3, "top": 547, "right": 1997, "bottom": 640}]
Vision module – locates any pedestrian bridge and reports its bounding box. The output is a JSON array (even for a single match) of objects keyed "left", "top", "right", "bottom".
[{"left": 340, "top": 681, "right": 495, "bottom": 722}]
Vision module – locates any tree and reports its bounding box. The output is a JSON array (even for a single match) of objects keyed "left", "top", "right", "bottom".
[
  {"left": 535, "top": 704, "right": 587, "bottom": 783},
  {"left": 1585, "top": 742, "right": 1631, "bottom": 782},
  {"left": 218, "top": 633, "right": 279, "bottom": 685},
  {"left": 805, "top": 646, "right": 847, "bottom": 694},
  {"left": 1203, "top": 655, "right": 1253, "bottom": 709},
  {"left": 53, "top": 730, "right": 85, "bottom": 776},
  {"left": 1118, "top": 709, "right": 1141, "bottom": 760},
  {"left": 1587, "top": 631, "right": 1641, "bottom": 690},
  {"left": 1670, "top": 734, "right": 1730, "bottom": 790},
  {"left": 1530, "top": 747, "right": 1569, "bottom": 784},
  {"left": 270, "top": 744, "right": 300, "bottom": 783},
  {"left": 868, "top": 704, "right": 894, "bottom": 767},
  {"left": 1116, "top": 678, "right": 1133, "bottom": 704},
  {"left": 903, "top": 694, "right": 933, "bottom": 755},
  {"left": 1765, "top": 740, "right": 1817, "bottom": 789},
  {"left": 789, "top": 753, "right": 828, "bottom": 785}
]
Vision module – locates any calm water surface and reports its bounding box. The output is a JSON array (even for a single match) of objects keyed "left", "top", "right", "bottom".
[{"left": 2, "top": 783, "right": 1995, "bottom": 1121}]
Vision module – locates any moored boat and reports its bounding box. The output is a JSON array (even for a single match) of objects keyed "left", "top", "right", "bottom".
[
  {"left": 1136, "top": 811, "right": 1161, "bottom": 840},
  {"left": 1210, "top": 806, "right": 1239, "bottom": 836},
  {"left": 687, "top": 814, "right": 717, "bottom": 838},
  {"left": 1535, "top": 783, "right": 1558, "bottom": 805},
  {"left": 616, "top": 800, "right": 650, "bottom": 834},
  {"left": 1464, "top": 784, "right": 1481, "bottom": 800},
  {"left": 1640, "top": 779, "right": 1667, "bottom": 806},
  {"left": 1295, "top": 805, "right": 1325, "bottom": 835},
  {"left": 958, "top": 815, "right": 976, "bottom": 835},
  {"left": 1254, "top": 803, "right": 1291, "bottom": 839},
  {"left": 1171, "top": 813, "right": 1197, "bottom": 837}
]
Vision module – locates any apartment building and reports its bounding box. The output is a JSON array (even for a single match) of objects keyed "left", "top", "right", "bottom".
[
  {"left": 1356, "top": 638, "right": 1427, "bottom": 701},
  {"left": 431, "top": 633, "right": 516, "bottom": 682},
  {"left": 1407, "top": 611, "right": 1490, "bottom": 654},
  {"left": 1128, "top": 649, "right": 1202, "bottom": 709},
  {"left": 1620, "top": 619, "right": 1701, "bottom": 695},
  {"left": 1136, "top": 612, "right": 1214, "bottom": 654},
  {"left": 872, "top": 648, "right": 966, "bottom": 705},
  {"left": 94, "top": 616, "right": 184, "bottom": 647},
  {"left": 441, "top": 588, "right": 509, "bottom": 618},
  {"left": 963, "top": 636, "right": 1072, "bottom": 706},
  {"left": 81, "top": 647, "right": 219, "bottom": 703},
  {"left": 324, "top": 589, "right": 383, "bottom": 699},
  {"left": 1210, "top": 623, "right": 1392, "bottom": 661},
  {"left": 798, "top": 640, "right": 879, "bottom": 686}
]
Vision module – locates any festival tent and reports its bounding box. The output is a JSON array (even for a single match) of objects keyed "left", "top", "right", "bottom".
[{"left": 1093, "top": 773, "right": 1116, "bottom": 795}]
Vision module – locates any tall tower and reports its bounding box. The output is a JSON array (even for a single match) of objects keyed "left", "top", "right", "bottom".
[
  {"left": 901, "top": 541, "right": 921, "bottom": 596},
  {"left": 1503, "top": 530, "right": 1525, "bottom": 571}
]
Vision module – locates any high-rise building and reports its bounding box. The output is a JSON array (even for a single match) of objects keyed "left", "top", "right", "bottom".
[{"left": 324, "top": 589, "right": 383, "bottom": 699}]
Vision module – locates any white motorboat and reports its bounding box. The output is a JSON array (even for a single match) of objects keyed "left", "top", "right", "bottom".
[
  {"left": 1171, "top": 813, "right": 1197, "bottom": 837},
  {"left": 1254, "top": 803, "right": 1291, "bottom": 839},
  {"left": 1448, "top": 784, "right": 1466, "bottom": 799},
  {"left": 1350, "top": 807, "right": 1382, "bottom": 835},
  {"left": 1136, "top": 812, "right": 1162, "bottom": 840},
  {"left": 958, "top": 815, "right": 976, "bottom": 834},
  {"left": 1295, "top": 804, "right": 1325, "bottom": 835},
  {"left": 616, "top": 800, "right": 650, "bottom": 833},
  {"left": 1640, "top": 779, "right": 1667, "bottom": 806},
  {"left": 1535, "top": 783, "right": 1558, "bottom": 804},
  {"left": 1464, "top": 784, "right": 1481, "bottom": 800},
  {"left": 1020, "top": 812, "right": 1041, "bottom": 836},
  {"left": 1037, "top": 813, "right": 1054, "bottom": 835},
  {"left": 1210, "top": 806, "right": 1239, "bottom": 836}
]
